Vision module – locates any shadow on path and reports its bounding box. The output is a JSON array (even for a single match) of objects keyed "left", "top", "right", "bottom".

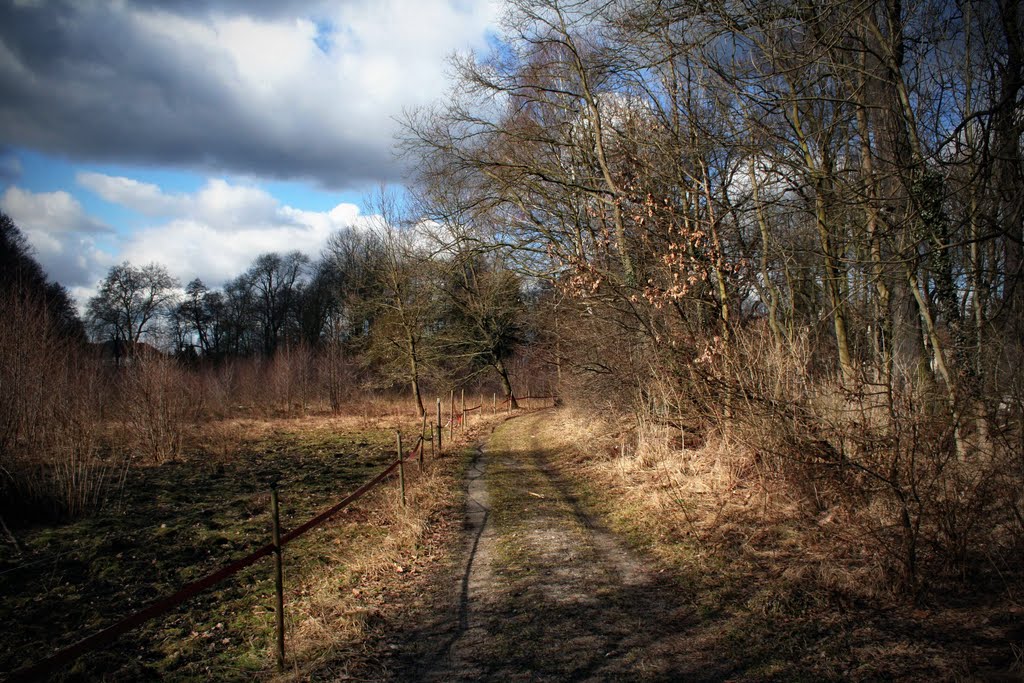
[{"left": 375, "top": 413, "right": 739, "bottom": 682}]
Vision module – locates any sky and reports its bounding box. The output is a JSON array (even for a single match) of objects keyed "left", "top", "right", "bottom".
[{"left": 0, "top": 0, "right": 500, "bottom": 304}]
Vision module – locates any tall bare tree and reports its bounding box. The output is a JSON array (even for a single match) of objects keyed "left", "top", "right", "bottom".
[{"left": 86, "top": 262, "right": 178, "bottom": 361}]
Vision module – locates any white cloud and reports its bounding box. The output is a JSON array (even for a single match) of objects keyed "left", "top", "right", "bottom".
[
  {"left": 79, "top": 173, "right": 374, "bottom": 290},
  {"left": 1, "top": 186, "right": 108, "bottom": 234},
  {"left": 0, "top": 186, "right": 112, "bottom": 287},
  {"left": 76, "top": 172, "right": 180, "bottom": 216},
  {"left": 193, "top": 179, "right": 282, "bottom": 228},
  {"left": 79, "top": 172, "right": 288, "bottom": 228}
]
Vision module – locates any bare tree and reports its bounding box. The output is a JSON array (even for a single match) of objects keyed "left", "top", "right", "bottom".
[
  {"left": 86, "top": 262, "right": 178, "bottom": 362},
  {"left": 401, "top": 0, "right": 1024, "bottom": 593},
  {"left": 245, "top": 251, "right": 310, "bottom": 356},
  {"left": 360, "top": 189, "right": 441, "bottom": 416},
  {"left": 441, "top": 248, "right": 527, "bottom": 406}
]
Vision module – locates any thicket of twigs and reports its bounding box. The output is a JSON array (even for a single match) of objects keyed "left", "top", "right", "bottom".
[
  {"left": 0, "top": 292, "right": 109, "bottom": 522},
  {"left": 399, "top": 0, "right": 1024, "bottom": 597},
  {"left": 554, "top": 314, "right": 1023, "bottom": 596},
  {"left": 0, "top": 327, "right": 383, "bottom": 526}
]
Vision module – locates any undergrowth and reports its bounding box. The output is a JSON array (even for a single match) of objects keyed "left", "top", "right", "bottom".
[{"left": 545, "top": 405, "right": 1024, "bottom": 681}]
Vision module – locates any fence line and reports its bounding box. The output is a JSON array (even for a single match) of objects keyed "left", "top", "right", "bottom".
[
  {"left": 7, "top": 437, "right": 425, "bottom": 682},
  {"left": 6, "top": 391, "right": 554, "bottom": 681}
]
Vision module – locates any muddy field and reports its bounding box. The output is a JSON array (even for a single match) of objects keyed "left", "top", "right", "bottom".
[{"left": 0, "top": 418, "right": 405, "bottom": 680}]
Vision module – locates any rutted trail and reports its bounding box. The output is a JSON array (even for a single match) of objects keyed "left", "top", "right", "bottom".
[{"left": 377, "top": 411, "right": 705, "bottom": 682}]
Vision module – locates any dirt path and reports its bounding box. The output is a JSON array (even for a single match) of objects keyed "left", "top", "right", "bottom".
[{"left": 373, "top": 411, "right": 714, "bottom": 682}]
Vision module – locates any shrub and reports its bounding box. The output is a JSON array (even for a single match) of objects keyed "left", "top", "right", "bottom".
[
  {"left": 0, "top": 293, "right": 117, "bottom": 521},
  {"left": 120, "top": 351, "right": 202, "bottom": 463}
]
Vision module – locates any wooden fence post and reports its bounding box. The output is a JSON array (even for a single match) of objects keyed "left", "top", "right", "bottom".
[
  {"left": 430, "top": 420, "right": 436, "bottom": 459},
  {"left": 270, "top": 483, "right": 285, "bottom": 671},
  {"left": 449, "top": 390, "right": 454, "bottom": 443},
  {"left": 396, "top": 431, "right": 406, "bottom": 508},
  {"left": 493, "top": 392, "right": 496, "bottom": 415},
  {"left": 436, "top": 398, "right": 442, "bottom": 453},
  {"left": 420, "top": 414, "right": 427, "bottom": 471}
]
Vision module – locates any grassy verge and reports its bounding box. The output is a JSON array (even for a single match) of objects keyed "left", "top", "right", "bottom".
[{"left": 301, "top": 415, "right": 499, "bottom": 681}]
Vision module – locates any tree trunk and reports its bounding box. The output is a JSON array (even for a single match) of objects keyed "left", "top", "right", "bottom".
[
  {"left": 410, "top": 375, "right": 424, "bottom": 417},
  {"left": 815, "top": 190, "right": 855, "bottom": 384},
  {"left": 409, "top": 344, "right": 424, "bottom": 417},
  {"left": 495, "top": 357, "right": 518, "bottom": 409}
]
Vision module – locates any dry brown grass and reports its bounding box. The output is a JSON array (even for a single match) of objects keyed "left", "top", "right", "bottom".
[
  {"left": 263, "top": 412, "right": 502, "bottom": 680},
  {"left": 543, "top": 401, "right": 1023, "bottom": 678},
  {"left": 277, "top": 468, "right": 455, "bottom": 677},
  {"left": 158, "top": 393, "right": 453, "bottom": 468},
  {"left": 553, "top": 402, "right": 917, "bottom": 600}
]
